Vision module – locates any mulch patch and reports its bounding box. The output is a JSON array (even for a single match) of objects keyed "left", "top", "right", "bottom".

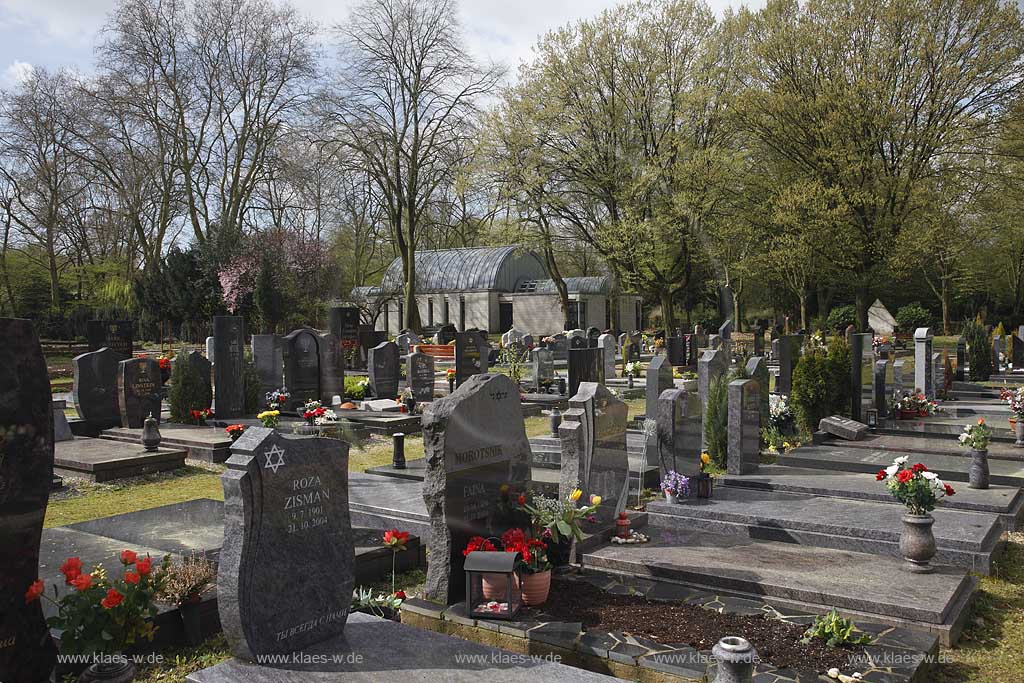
[{"left": 537, "top": 579, "right": 857, "bottom": 677}]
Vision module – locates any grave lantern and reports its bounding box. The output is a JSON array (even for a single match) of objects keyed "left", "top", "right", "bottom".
[
  {"left": 464, "top": 550, "right": 523, "bottom": 621},
  {"left": 866, "top": 408, "right": 878, "bottom": 432}
]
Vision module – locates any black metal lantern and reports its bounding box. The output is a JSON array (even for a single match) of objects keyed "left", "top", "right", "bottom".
[
  {"left": 866, "top": 409, "right": 878, "bottom": 432},
  {"left": 464, "top": 551, "right": 523, "bottom": 620}
]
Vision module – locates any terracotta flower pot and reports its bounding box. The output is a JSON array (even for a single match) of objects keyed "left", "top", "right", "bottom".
[
  {"left": 899, "top": 514, "right": 937, "bottom": 573},
  {"left": 481, "top": 572, "right": 516, "bottom": 600},
  {"left": 1010, "top": 417, "right": 1018, "bottom": 433},
  {"left": 521, "top": 570, "right": 552, "bottom": 606},
  {"left": 969, "top": 449, "right": 990, "bottom": 489}
]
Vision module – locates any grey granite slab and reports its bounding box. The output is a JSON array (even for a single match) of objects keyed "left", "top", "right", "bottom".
[
  {"left": 66, "top": 498, "right": 224, "bottom": 556},
  {"left": 54, "top": 437, "right": 186, "bottom": 481},
  {"left": 821, "top": 433, "right": 1024, "bottom": 461},
  {"left": 187, "top": 612, "right": 619, "bottom": 682}
]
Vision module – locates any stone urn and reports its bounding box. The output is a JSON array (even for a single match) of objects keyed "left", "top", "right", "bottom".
[
  {"left": 969, "top": 448, "right": 990, "bottom": 489},
  {"left": 521, "top": 570, "right": 552, "bottom": 606},
  {"left": 899, "top": 514, "right": 937, "bottom": 573},
  {"left": 711, "top": 636, "right": 757, "bottom": 683},
  {"left": 1015, "top": 420, "right": 1024, "bottom": 449},
  {"left": 140, "top": 413, "right": 161, "bottom": 452},
  {"left": 78, "top": 659, "right": 135, "bottom": 683}
]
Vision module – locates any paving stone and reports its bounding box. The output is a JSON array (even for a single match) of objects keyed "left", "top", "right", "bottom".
[
  {"left": 638, "top": 645, "right": 708, "bottom": 679},
  {"left": 527, "top": 621, "right": 582, "bottom": 649},
  {"left": 872, "top": 627, "right": 939, "bottom": 653},
  {"left": 399, "top": 597, "right": 444, "bottom": 619},
  {"left": 719, "top": 595, "right": 769, "bottom": 616},
  {"left": 442, "top": 603, "right": 476, "bottom": 627},
  {"left": 577, "top": 631, "right": 617, "bottom": 658},
  {"left": 646, "top": 582, "right": 711, "bottom": 603},
  {"left": 496, "top": 616, "right": 545, "bottom": 638}
]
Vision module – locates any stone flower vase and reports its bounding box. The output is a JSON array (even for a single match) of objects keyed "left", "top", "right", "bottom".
[
  {"left": 78, "top": 659, "right": 135, "bottom": 683},
  {"left": 521, "top": 570, "right": 552, "bottom": 606},
  {"left": 1015, "top": 420, "right": 1024, "bottom": 449},
  {"left": 969, "top": 448, "right": 990, "bottom": 489},
  {"left": 900, "top": 514, "right": 937, "bottom": 573},
  {"left": 664, "top": 491, "right": 678, "bottom": 504},
  {"left": 627, "top": 375, "right": 635, "bottom": 389}
]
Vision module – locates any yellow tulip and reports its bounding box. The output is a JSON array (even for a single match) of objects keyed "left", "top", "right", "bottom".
[
  {"left": 590, "top": 495, "right": 602, "bottom": 506},
  {"left": 570, "top": 488, "right": 582, "bottom": 502},
  {"left": 700, "top": 452, "right": 711, "bottom": 465}
]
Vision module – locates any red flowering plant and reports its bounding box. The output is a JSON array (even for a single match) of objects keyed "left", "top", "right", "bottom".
[
  {"left": 186, "top": 407, "right": 213, "bottom": 426},
  {"left": 302, "top": 399, "right": 327, "bottom": 424},
  {"left": 382, "top": 529, "right": 410, "bottom": 598},
  {"left": 875, "top": 456, "right": 955, "bottom": 515},
  {"left": 500, "top": 528, "right": 551, "bottom": 574},
  {"left": 26, "top": 551, "right": 169, "bottom": 657},
  {"left": 225, "top": 424, "right": 246, "bottom": 441}
]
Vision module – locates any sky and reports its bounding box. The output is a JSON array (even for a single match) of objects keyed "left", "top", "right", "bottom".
[{"left": 0, "top": 0, "right": 764, "bottom": 87}]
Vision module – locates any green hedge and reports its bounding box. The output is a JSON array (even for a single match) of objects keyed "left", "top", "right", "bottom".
[
  {"left": 963, "top": 318, "right": 992, "bottom": 381},
  {"left": 791, "top": 336, "right": 851, "bottom": 433},
  {"left": 168, "top": 349, "right": 212, "bottom": 423},
  {"left": 895, "top": 304, "right": 932, "bottom": 332}
]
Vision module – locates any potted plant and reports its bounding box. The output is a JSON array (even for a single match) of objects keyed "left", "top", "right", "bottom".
[
  {"left": 1000, "top": 387, "right": 1024, "bottom": 437},
  {"left": 501, "top": 528, "right": 552, "bottom": 605},
  {"left": 187, "top": 408, "right": 213, "bottom": 426},
  {"left": 225, "top": 424, "right": 246, "bottom": 442},
  {"left": 27, "top": 551, "right": 169, "bottom": 682},
  {"left": 875, "top": 456, "right": 955, "bottom": 572},
  {"left": 157, "top": 553, "right": 215, "bottom": 646},
  {"left": 660, "top": 470, "right": 690, "bottom": 504},
  {"left": 158, "top": 356, "right": 172, "bottom": 384},
  {"left": 264, "top": 387, "right": 290, "bottom": 410},
  {"left": 517, "top": 488, "right": 601, "bottom": 567},
  {"left": 352, "top": 586, "right": 405, "bottom": 621},
  {"left": 696, "top": 452, "right": 714, "bottom": 498},
  {"left": 958, "top": 418, "right": 992, "bottom": 489},
  {"left": 892, "top": 393, "right": 923, "bottom": 420},
  {"left": 256, "top": 409, "right": 280, "bottom": 428},
  {"left": 302, "top": 399, "right": 326, "bottom": 425}
]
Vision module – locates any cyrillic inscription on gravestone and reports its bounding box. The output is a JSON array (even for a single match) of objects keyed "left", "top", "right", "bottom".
[
  {"left": 117, "top": 357, "right": 162, "bottom": 428},
  {"left": 218, "top": 428, "right": 354, "bottom": 660}
]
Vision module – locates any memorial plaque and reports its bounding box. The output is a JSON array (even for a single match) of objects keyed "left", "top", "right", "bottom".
[
  {"left": 422, "top": 374, "right": 531, "bottom": 604},
  {"left": 72, "top": 347, "right": 122, "bottom": 429},
  {"left": 531, "top": 347, "right": 555, "bottom": 392},
  {"left": 86, "top": 319, "right": 133, "bottom": 358},
  {"left": 213, "top": 316, "right": 246, "bottom": 418},
  {"left": 407, "top": 350, "right": 435, "bottom": 403},
  {"left": 819, "top": 415, "right": 869, "bottom": 441},
  {"left": 568, "top": 346, "right": 604, "bottom": 397},
  {"left": 218, "top": 428, "right": 354, "bottom": 660},
  {"left": 117, "top": 358, "right": 162, "bottom": 428},
  {"left": 727, "top": 377, "right": 760, "bottom": 475},
  {"left": 454, "top": 332, "right": 481, "bottom": 387},
  {"left": 563, "top": 382, "right": 629, "bottom": 526},
  {"left": 0, "top": 319, "right": 57, "bottom": 683},
  {"left": 367, "top": 341, "right": 400, "bottom": 399}
]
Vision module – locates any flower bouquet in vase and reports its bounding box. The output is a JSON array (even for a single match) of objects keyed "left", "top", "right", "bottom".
[
  {"left": 959, "top": 418, "right": 992, "bottom": 488},
  {"left": 660, "top": 470, "right": 690, "bottom": 504},
  {"left": 875, "top": 457, "right": 955, "bottom": 573}
]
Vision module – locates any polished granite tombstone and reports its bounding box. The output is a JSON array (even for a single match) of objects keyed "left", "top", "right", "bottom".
[
  {"left": 453, "top": 332, "right": 480, "bottom": 387},
  {"left": 367, "top": 341, "right": 400, "bottom": 399},
  {"left": 531, "top": 347, "right": 554, "bottom": 392},
  {"left": 819, "top": 415, "right": 869, "bottom": 441},
  {"left": 86, "top": 319, "right": 134, "bottom": 358},
  {"left": 422, "top": 374, "right": 532, "bottom": 604},
  {"left": 567, "top": 346, "right": 603, "bottom": 397},
  {"left": 179, "top": 350, "right": 214, "bottom": 411},
  {"left": 284, "top": 328, "right": 321, "bottom": 409},
  {"left": 318, "top": 332, "right": 345, "bottom": 405},
  {"left": 252, "top": 334, "right": 284, "bottom": 399},
  {"left": 727, "top": 378, "right": 760, "bottom": 475},
  {"left": 55, "top": 437, "right": 186, "bottom": 482},
  {"left": 219, "top": 428, "right": 354, "bottom": 660},
  {"left": 73, "top": 347, "right": 123, "bottom": 429},
  {"left": 645, "top": 354, "right": 673, "bottom": 419},
  {"left": 656, "top": 388, "right": 701, "bottom": 478},
  {"left": 213, "top": 316, "right": 246, "bottom": 418},
  {"left": 406, "top": 350, "right": 434, "bottom": 403},
  {"left": 565, "top": 382, "right": 629, "bottom": 524},
  {"left": 0, "top": 318, "right": 57, "bottom": 683},
  {"left": 117, "top": 357, "right": 162, "bottom": 428}
]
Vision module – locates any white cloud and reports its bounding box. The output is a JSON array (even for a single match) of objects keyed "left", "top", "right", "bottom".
[{"left": 3, "top": 59, "right": 32, "bottom": 86}]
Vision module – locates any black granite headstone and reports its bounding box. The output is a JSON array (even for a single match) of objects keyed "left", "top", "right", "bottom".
[
  {"left": 72, "top": 347, "right": 122, "bottom": 428},
  {"left": 356, "top": 325, "right": 377, "bottom": 369},
  {"left": 956, "top": 337, "right": 966, "bottom": 382},
  {"left": 570, "top": 334, "right": 588, "bottom": 350},
  {"left": 251, "top": 334, "right": 283, "bottom": 399},
  {"left": 117, "top": 357, "right": 162, "bottom": 428},
  {"left": 318, "top": 332, "right": 345, "bottom": 405},
  {"left": 549, "top": 333, "right": 569, "bottom": 361},
  {"left": 727, "top": 378, "right": 760, "bottom": 475},
  {"left": 328, "top": 307, "right": 360, "bottom": 370},
  {"left": 213, "top": 316, "right": 246, "bottom": 418},
  {"left": 179, "top": 350, "right": 213, "bottom": 410},
  {"left": 0, "top": 318, "right": 57, "bottom": 683},
  {"left": 367, "top": 341, "right": 400, "bottom": 399},
  {"left": 422, "top": 374, "right": 531, "bottom": 604},
  {"left": 568, "top": 346, "right": 604, "bottom": 397},
  {"left": 666, "top": 336, "right": 685, "bottom": 366},
  {"left": 86, "top": 319, "right": 134, "bottom": 358},
  {"left": 218, "top": 428, "right": 354, "bottom": 660},
  {"left": 284, "top": 329, "right": 321, "bottom": 410},
  {"left": 753, "top": 325, "right": 765, "bottom": 356},
  {"left": 436, "top": 324, "right": 457, "bottom": 345},
  {"left": 563, "top": 382, "right": 629, "bottom": 526},
  {"left": 586, "top": 327, "right": 600, "bottom": 348},
  {"left": 407, "top": 350, "right": 435, "bottom": 403},
  {"left": 656, "top": 388, "right": 701, "bottom": 478},
  {"left": 454, "top": 332, "right": 481, "bottom": 387}
]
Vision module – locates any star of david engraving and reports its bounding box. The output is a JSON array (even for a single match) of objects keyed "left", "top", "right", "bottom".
[{"left": 263, "top": 444, "right": 286, "bottom": 473}]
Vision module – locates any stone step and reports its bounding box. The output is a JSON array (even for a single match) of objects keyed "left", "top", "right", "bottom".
[
  {"left": 645, "top": 486, "right": 1004, "bottom": 574},
  {"left": 582, "top": 526, "right": 976, "bottom": 646},
  {"left": 723, "top": 465, "right": 1024, "bottom": 530},
  {"left": 782, "top": 444, "right": 1024, "bottom": 488}
]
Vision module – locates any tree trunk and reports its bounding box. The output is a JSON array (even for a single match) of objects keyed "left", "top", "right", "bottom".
[
  {"left": 799, "top": 292, "right": 809, "bottom": 331},
  {"left": 661, "top": 290, "right": 674, "bottom": 337},
  {"left": 541, "top": 245, "right": 571, "bottom": 330},
  {"left": 855, "top": 286, "right": 869, "bottom": 332},
  {"left": 941, "top": 279, "right": 950, "bottom": 336},
  {"left": 403, "top": 256, "right": 422, "bottom": 334},
  {"left": 732, "top": 290, "right": 742, "bottom": 333}
]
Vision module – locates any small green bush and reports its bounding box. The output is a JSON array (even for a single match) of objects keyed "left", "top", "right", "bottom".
[
  {"left": 825, "top": 336, "right": 851, "bottom": 416},
  {"left": 825, "top": 305, "right": 856, "bottom": 332},
  {"left": 802, "top": 609, "right": 871, "bottom": 648},
  {"left": 963, "top": 317, "right": 992, "bottom": 381},
  {"left": 168, "top": 348, "right": 212, "bottom": 422},
  {"left": 895, "top": 303, "right": 932, "bottom": 333},
  {"left": 704, "top": 373, "right": 729, "bottom": 468},
  {"left": 791, "top": 346, "right": 830, "bottom": 433},
  {"left": 344, "top": 375, "right": 368, "bottom": 400}
]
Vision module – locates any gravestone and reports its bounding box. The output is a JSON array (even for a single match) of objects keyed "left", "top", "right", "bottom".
[
  {"left": 117, "top": 358, "right": 162, "bottom": 428},
  {"left": 251, "top": 334, "right": 284, "bottom": 399},
  {"left": 454, "top": 332, "right": 482, "bottom": 387},
  {"left": 914, "top": 328, "right": 934, "bottom": 399},
  {"left": 0, "top": 319, "right": 57, "bottom": 683},
  {"left": 500, "top": 327, "right": 524, "bottom": 348},
  {"left": 52, "top": 400, "right": 73, "bottom": 442},
  {"left": 719, "top": 285, "right": 735, "bottom": 321},
  {"left": 422, "top": 374, "right": 531, "bottom": 604},
  {"left": 598, "top": 333, "right": 617, "bottom": 379},
  {"left": 569, "top": 333, "right": 588, "bottom": 350},
  {"left": 328, "top": 306, "right": 360, "bottom": 369},
  {"left": 436, "top": 324, "right": 458, "bottom": 345},
  {"left": 992, "top": 334, "right": 1002, "bottom": 374},
  {"left": 367, "top": 341, "right": 400, "bottom": 399},
  {"left": 943, "top": 353, "right": 954, "bottom": 395},
  {"left": 727, "top": 378, "right": 760, "bottom": 475},
  {"left": 932, "top": 352, "right": 943, "bottom": 396},
  {"left": 776, "top": 335, "right": 803, "bottom": 395},
  {"left": 850, "top": 333, "right": 872, "bottom": 421},
  {"left": 206, "top": 336, "right": 215, "bottom": 363},
  {"left": 356, "top": 324, "right": 377, "bottom": 369},
  {"left": 819, "top": 415, "right": 868, "bottom": 441},
  {"left": 699, "top": 348, "right": 729, "bottom": 449},
  {"left": 893, "top": 359, "right": 906, "bottom": 397},
  {"left": 745, "top": 355, "right": 770, "bottom": 427},
  {"left": 475, "top": 335, "right": 492, "bottom": 372},
  {"left": 586, "top": 327, "right": 601, "bottom": 348},
  {"left": 318, "top": 332, "right": 345, "bottom": 405},
  {"left": 213, "top": 316, "right": 246, "bottom": 418},
  {"left": 72, "top": 347, "right": 122, "bottom": 428},
  {"left": 549, "top": 333, "right": 569, "bottom": 361},
  {"left": 666, "top": 336, "right": 685, "bottom": 366},
  {"left": 557, "top": 416, "right": 584, "bottom": 505},
  {"left": 284, "top": 329, "right": 321, "bottom": 410},
  {"left": 956, "top": 337, "right": 966, "bottom": 381},
  {"left": 218, "top": 427, "right": 354, "bottom": 660},
  {"left": 708, "top": 334, "right": 722, "bottom": 350},
  {"left": 406, "top": 350, "right": 435, "bottom": 403},
  {"left": 752, "top": 325, "right": 765, "bottom": 356},
  {"left": 86, "top": 319, "right": 134, "bottom": 358},
  {"left": 396, "top": 331, "right": 421, "bottom": 355},
  {"left": 568, "top": 347, "right": 604, "bottom": 397},
  {"left": 531, "top": 348, "right": 555, "bottom": 392},
  {"left": 718, "top": 318, "right": 733, "bottom": 342},
  {"left": 646, "top": 354, "right": 674, "bottom": 419},
  {"left": 656, "top": 388, "right": 701, "bottom": 478},
  {"left": 1013, "top": 335, "right": 1024, "bottom": 369},
  {"left": 179, "top": 350, "right": 213, "bottom": 410},
  {"left": 874, "top": 359, "right": 891, "bottom": 418},
  {"left": 563, "top": 382, "right": 629, "bottom": 526}
]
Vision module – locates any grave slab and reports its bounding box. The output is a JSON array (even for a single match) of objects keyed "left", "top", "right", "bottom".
[
  {"left": 55, "top": 437, "right": 186, "bottom": 482},
  {"left": 101, "top": 424, "right": 233, "bottom": 463},
  {"left": 819, "top": 415, "right": 869, "bottom": 441}
]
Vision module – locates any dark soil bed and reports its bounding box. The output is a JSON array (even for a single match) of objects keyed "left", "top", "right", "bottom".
[{"left": 538, "top": 579, "right": 856, "bottom": 677}]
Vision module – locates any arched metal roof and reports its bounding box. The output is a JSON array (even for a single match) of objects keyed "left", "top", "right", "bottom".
[
  {"left": 380, "top": 246, "right": 546, "bottom": 293},
  {"left": 521, "top": 276, "right": 612, "bottom": 295}
]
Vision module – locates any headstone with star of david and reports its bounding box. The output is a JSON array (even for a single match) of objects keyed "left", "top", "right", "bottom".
[{"left": 217, "top": 427, "right": 354, "bottom": 660}]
